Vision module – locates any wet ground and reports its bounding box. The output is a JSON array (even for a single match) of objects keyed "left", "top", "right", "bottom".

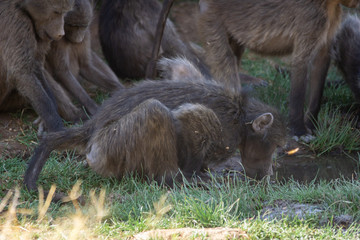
[
  {"left": 209, "top": 151, "right": 359, "bottom": 183},
  {"left": 275, "top": 154, "right": 359, "bottom": 183}
]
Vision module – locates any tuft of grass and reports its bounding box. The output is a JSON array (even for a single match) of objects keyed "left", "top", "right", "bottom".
[{"left": 307, "top": 105, "right": 360, "bottom": 155}]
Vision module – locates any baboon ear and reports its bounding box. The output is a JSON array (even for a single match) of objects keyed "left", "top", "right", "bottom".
[{"left": 252, "top": 113, "right": 274, "bottom": 133}]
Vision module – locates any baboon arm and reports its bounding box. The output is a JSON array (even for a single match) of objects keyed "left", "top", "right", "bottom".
[
  {"left": 180, "top": 154, "right": 205, "bottom": 177},
  {"left": 305, "top": 44, "right": 331, "bottom": 131},
  {"left": 44, "top": 70, "right": 85, "bottom": 122},
  {"left": 54, "top": 70, "right": 98, "bottom": 116},
  {"left": 84, "top": 52, "right": 124, "bottom": 91},
  {"left": 16, "top": 72, "right": 63, "bottom": 132}
]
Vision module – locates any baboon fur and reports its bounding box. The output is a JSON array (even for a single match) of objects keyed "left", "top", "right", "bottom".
[
  {"left": 86, "top": 100, "right": 225, "bottom": 184},
  {"left": 98, "top": 0, "right": 211, "bottom": 80},
  {"left": 198, "top": 0, "right": 360, "bottom": 136},
  {"left": 0, "top": 0, "right": 75, "bottom": 132},
  {"left": 332, "top": 14, "right": 360, "bottom": 102},
  {"left": 46, "top": 0, "right": 124, "bottom": 117},
  {"left": 24, "top": 57, "right": 286, "bottom": 191}
]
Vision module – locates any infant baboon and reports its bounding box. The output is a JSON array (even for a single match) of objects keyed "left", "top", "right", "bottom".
[
  {"left": 332, "top": 14, "right": 360, "bottom": 102},
  {"left": 0, "top": 0, "right": 74, "bottom": 132},
  {"left": 24, "top": 57, "right": 286, "bottom": 191},
  {"left": 198, "top": 0, "right": 360, "bottom": 136},
  {"left": 46, "top": 0, "right": 124, "bottom": 117},
  {"left": 98, "top": 0, "right": 211, "bottom": 80}
]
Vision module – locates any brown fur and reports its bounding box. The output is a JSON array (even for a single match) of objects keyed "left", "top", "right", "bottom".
[
  {"left": 331, "top": 14, "right": 360, "bottom": 102},
  {"left": 198, "top": 0, "right": 359, "bottom": 136},
  {"left": 0, "top": 0, "right": 75, "bottom": 132},
  {"left": 24, "top": 57, "right": 286, "bottom": 191},
  {"left": 46, "top": 0, "right": 124, "bottom": 117},
  {"left": 98, "top": 0, "right": 212, "bottom": 80}
]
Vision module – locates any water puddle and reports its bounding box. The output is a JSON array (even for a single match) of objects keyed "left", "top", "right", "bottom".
[{"left": 274, "top": 154, "right": 360, "bottom": 183}]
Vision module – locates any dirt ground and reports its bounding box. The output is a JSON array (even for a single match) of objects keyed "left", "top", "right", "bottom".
[{"left": 0, "top": 111, "right": 37, "bottom": 159}]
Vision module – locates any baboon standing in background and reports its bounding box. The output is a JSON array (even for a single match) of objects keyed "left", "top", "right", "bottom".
[
  {"left": 98, "top": 0, "right": 211, "bottom": 80},
  {"left": 198, "top": 0, "right": 360, "bottom": 137},
  {"left": 24, "top": 57, "right": 286, "bottom": 191},
  {"left": 0, "top": 0, "right": 75, "bottom": 132},
  {"left": 332, "top": 14, "right": 360, "bottom": 102},
  {"left": 46, "top": 0, "right": 124, "bottom": 117}
]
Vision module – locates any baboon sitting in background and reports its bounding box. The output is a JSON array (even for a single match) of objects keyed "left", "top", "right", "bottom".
[
  {"left": 98, "top": 0, "right": 212, "bottom": 80},
  {"left": 46, "top": 0, "right": 124, "bottom": 117},
  {"left": 198, "top": 0, "right": 360, "bottom": 137},
  {"left": 24, "top": 57, "right": 286, "bottom": 191},
  {"left": 332, "top": 14, "right": 360, "bottom": 102},
  {"left": 0, "top": 0, "right": 75, "bottom": 132}
]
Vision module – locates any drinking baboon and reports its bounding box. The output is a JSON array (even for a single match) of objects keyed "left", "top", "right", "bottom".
[
  {"left": 0, "top": 0, "right": 75, "bottom": 132},
  {"left": 46, "top": 0, "right": 124, "bottom": 117},
  {"left": 98, "top": 0, "right": 211, "bottom": 80},
  {"left": 332, "top": 14, "right": 360, "bottom": 102},
  {"left": 198, "top": 0, "right": 360, "bottom": 136},
  {"left": 24, "top": 57, "right": 286, "bottom": 191}
]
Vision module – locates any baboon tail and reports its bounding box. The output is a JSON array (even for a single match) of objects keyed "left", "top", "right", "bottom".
[
  {"left": 157, "top": 57, "right": 212, "bottom": 83},
  {"left": 24, "top": 126, "right": 90, "bottom": 191}
]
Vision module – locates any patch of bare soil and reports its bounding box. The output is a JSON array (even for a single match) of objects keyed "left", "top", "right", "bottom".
[
  {"left": 131, "top": 227, "right": 248, "bottom": 240},
  {"left": 0, "top": 111, "right": 37, "bottom": 159}
]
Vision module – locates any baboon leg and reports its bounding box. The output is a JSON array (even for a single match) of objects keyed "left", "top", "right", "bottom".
[
  {"left": 199, "top": 12, "right": 240, "bottom": 91},
  {"left": 44, "top": 70, "right": 86, "bottom": 122},
  {"left": 87, "top": 99, "right": 180, "bottom": 187},
  {"left": 288, "top": 39, "right": 322, "bottom": 136},
  {"left": 80, "top": 52, "right": 124, "bottom": 91},
  {"left": 54, "top": 70, "right": 98, "bottom": 115},
  {"left": 305, "top": 45, "right": 331, "bottom": 132},
  {"left": 145, "top": 0, "right": 176, "bottom": 79},
  {"left": 16, "top": 73, "right": 63, "bottom": 132}
]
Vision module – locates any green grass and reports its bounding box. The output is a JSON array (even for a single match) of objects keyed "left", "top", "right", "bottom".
[{"left": 1, "top": 152, "right": 360, "bottom": 239}]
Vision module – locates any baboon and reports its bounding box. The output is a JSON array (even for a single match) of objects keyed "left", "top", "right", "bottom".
[
  {"left": 0, "top": 0, "right": 75, "bottom": 132},
  {"left": 332, "top": 14, "right": 360, "bottom": 102},
  {"left": 198, "top": 0, "right": 360, "bottom": 136},
  {"left": 24, "top": 57, "right": 286, "bottom": 191},
  {"left": 46, "top": 0, "right": 124, "bottom": 117},
  {"left": 98, "top": 0, "right": 212, "bottom": 80}
]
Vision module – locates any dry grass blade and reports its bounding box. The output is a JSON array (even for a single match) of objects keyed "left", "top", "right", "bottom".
[{"left": 37, "top": 184, "right": 56, "bottom": 222}]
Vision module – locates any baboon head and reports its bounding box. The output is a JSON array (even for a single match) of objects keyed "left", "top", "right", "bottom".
[
  {"left": 22, "top": 0, "right": 75, "bottom": 41},
  {"left": 239, "top": 100, "right": 287, "bottom": 179},
  {"left": 64, "top": 0, "right": 93, "bottom": 43},
  {"left": 341, "top": 0, "right": 360, "bottom": 8}
]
